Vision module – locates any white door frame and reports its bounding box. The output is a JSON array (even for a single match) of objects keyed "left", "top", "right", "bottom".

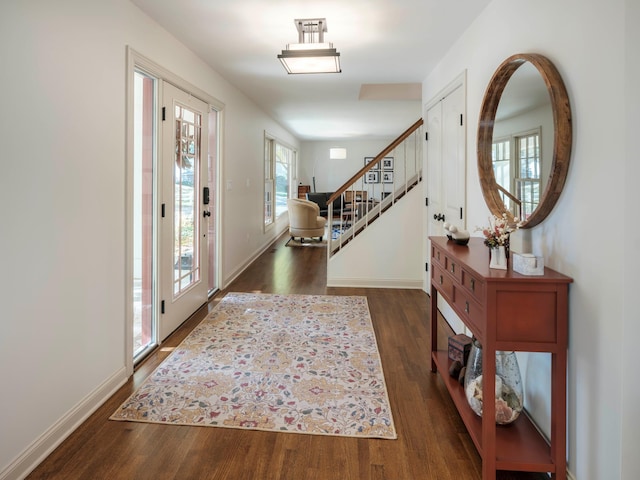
[{"left": 125, "top": 47, "right": 225, "bottom": 376}]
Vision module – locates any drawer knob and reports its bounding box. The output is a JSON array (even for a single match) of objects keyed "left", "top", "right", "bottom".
[
  {"left": 465, "top": 301, "right": 470, "bottom": 314},
  {"left": 450, "top": 264, "right": 455, "bottom": 274},
  {"left": 439, "top": 275, "right": 443, "bottom": 285},
  {"left": 470, "top": 278, "right": 475, "bottom": 291}
]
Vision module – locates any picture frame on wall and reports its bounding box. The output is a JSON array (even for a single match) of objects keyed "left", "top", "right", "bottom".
[
  {"left": 382, "top": 157, "right": 394, "bottom": 170},
  {"left": 364, "top": 157, "right": 380, "bottom": 171},
  {"left": 365, "top": 171, "right": 379, "bottom": 184},
  {"left": 382, "top": 171, "right": 394, "bottom": 184}
]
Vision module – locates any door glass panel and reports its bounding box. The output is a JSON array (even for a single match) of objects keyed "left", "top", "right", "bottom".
[
  {"left": 173, "top": 105, "right": 201, "bottom": 296},
  {"left": 133, "top": 70, "right": 156, "bottom": 359}
]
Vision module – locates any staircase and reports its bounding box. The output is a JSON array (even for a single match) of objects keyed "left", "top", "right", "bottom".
[{"left": 326, "top": 118, "right": 424, "bottom": 257}]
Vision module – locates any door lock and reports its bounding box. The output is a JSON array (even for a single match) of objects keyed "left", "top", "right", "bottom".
[
  {"left": 203, "top": 210, "right": 211, "bottom": 217},
  {"left": 433, "top": 213, "right": 445, "bottom": 222}
]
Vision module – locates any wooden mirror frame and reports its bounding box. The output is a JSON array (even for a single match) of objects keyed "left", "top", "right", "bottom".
[{"left": 477, "top": 53, "right": 572, "bottom": 228}]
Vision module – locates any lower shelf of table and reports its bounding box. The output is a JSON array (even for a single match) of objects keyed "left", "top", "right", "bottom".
[{"left": 432, "top": 350, "right": 556, "bottom": 473}]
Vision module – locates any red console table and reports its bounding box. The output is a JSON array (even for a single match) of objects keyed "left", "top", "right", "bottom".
[{"left": 429, "top": 236, "right": 572, "bottom": 479}]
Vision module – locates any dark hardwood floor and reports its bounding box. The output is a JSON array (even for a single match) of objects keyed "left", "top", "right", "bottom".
[{"left": 27, "top": 233, "right": 549, "bottom": 479}]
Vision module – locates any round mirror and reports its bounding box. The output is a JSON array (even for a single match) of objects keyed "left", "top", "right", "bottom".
[{"left": 477, "top": 53, "right": 572, "bottom": 228}]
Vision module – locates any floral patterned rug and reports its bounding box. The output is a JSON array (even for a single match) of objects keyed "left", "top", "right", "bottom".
[{"left": 110, "top": 292, "right": 397, "bottom": 439}]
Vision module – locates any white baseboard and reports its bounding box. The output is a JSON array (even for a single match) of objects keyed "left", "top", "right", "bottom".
[
  {"left": 0, "top": 367, "right": 128, "bottom": 480},
  {"left": 223, "top": 228, "right": 288, "bottom": 288},
  {"left": 327, "top": 278, "right": 423, "bottom": 289},
  {"left": 223, "top": 244, "right": 272, "bottom": 288}
]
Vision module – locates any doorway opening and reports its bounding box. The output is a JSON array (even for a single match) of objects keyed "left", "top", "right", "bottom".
[{"left": 128, "top": 49, "right": 221, "bottom": 369}]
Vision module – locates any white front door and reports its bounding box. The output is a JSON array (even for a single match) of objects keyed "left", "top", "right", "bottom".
[{"left": 159, "top": 83, "right": 209, "bottom": 340}]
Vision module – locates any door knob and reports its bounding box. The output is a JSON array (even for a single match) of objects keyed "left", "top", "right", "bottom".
[
  {"left": 433, "top": 213, "right": 445, "bottom": 222},
  {"left": 203, "top": 210, "right": 211, "bottom": 217}
]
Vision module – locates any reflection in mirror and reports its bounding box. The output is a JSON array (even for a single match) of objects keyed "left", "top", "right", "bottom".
[
  {"left": 492, "top": 63, "right": 552, "bottom": 220},
  {"left": 477, "top": 53, "right": 572, "bottom": 229}
]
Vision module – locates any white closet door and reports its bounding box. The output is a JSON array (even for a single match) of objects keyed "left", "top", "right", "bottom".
[
  {"left": 441, "top": 84, "right": 466, "bottom": 229},
  {"left": 426, "top": 84, "right": 466, "bottom": 236},
  {"left": 425, "top": 76, "right": 466, "bottom": 288},
  {"left": 426, "top": 100, "right": 444, "bottom": 236}
]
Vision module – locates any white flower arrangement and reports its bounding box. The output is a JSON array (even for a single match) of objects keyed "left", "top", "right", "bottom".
[{"left": 477, "top": 213, "right": 521, "bottom": 249}]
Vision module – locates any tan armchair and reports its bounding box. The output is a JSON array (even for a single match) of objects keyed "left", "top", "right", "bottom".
[{"left": 287, "top": 198, "right": 327, "bottom": 241}]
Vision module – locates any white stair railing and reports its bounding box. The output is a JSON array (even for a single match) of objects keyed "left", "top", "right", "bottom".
[{"left": 326, "top": 119, "right": 423, "bottom": 256}]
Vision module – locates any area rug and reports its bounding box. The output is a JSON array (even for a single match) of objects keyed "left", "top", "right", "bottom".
[
  {"left": 110, "top": 292, "right": 397, "bottom": 439},
  {"left": 331, "top": 226, "right": 349, "bottom": 240},
  {"left": 284, "top": 237, "right": 326, "bottom": 247}
]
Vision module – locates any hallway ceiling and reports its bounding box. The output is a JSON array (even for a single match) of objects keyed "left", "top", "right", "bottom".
[{"left": 131, "top": 0, "right": 491, "bottom": 140}]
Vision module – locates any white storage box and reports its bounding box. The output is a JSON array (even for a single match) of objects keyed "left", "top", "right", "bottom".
[{"left": 512, "top": 253, "right": 544, "bottom": 276}]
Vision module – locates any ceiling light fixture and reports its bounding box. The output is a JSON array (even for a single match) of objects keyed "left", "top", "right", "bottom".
[{"left": 278, "top": 18, "right": 341, "bottom": 74}]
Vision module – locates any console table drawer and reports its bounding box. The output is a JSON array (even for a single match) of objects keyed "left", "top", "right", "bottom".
[
  {"left": 495, "top": 289, "right": 560, "bottom": 345},
  {"left": 453, "top": 287, "right": 483, "bottom": 334},
  {"left": 432, "top": 245, "right": 446, "bottom": 269},
  {"left": 432, "top": 264, "right": 454, "bottom": 301},
  {"left": 461, "top": 268, "right": 484, "bottom": 303},
  {"left": 444, "top": 255, "right": 462, "bottom": 283}
]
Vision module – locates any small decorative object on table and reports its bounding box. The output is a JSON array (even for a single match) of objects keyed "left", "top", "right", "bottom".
[
  {"left": 443, "top": 222, "right": 470, "bottom": 246},
  {"left": 476, "top": 214, "right": 521, "bottom": 269},
  {"left": 464, "top": 337, "right": 524, "bottom": 425},
  {"left": 448, "top": 333, "right": 472, "bottom": 364},
  {"left": 512, "top": 252, "right": 545, "bottom": 275}
]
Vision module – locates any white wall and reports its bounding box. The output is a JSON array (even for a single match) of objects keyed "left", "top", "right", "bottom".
[
  {"left": 423, "top": 0, "right": 637, "bottom": 478},
  {"left": 299, "top": 139, "right": 395, "bottom": 193},
  {"left": 622, "top": 0, "right": 640, "bottom": 477},
  {"left": 327, "top": 187, "right": 423, "bottom": 288},
  {"left": 0, "top": 1, "right": 297, "bottom": 478}
]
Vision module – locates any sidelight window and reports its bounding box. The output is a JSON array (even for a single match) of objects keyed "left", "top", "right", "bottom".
[{"left": 264, "top": 134, "right": 296, "bottom": 227}]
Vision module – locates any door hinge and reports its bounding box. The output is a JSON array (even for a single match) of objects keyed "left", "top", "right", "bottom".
[
  {"left": 425, "top": 132, "right": 429, "bottom": 141},
  {"left": 161, "top": 203, "right": 165, "bottom": 218},
  {"left": 460, "top": 207, "right": 463, "bottom": 219},
  {"left": 425, "top": 197, "right": 429, "bottom": 207},
  {"left": 460, "top": 114, "right": 463, "bottom": 126},
  {"left": 161, "top": 300, "right": 165, "bottom": 314},
  {"left": 425, "top": 262, "right": 429, "bottom": 272},
  {"left": 162, "top": 106, "right": 166, "bottom": 121}
]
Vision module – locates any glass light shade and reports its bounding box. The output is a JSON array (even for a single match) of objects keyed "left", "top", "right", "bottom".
[{"left": 278, "top": 44, "right": 341, "bottom": 74}]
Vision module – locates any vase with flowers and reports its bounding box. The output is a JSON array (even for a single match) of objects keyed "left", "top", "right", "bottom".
[{"left": 477, "top": 214, "right": 521, "bottom": 270}]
